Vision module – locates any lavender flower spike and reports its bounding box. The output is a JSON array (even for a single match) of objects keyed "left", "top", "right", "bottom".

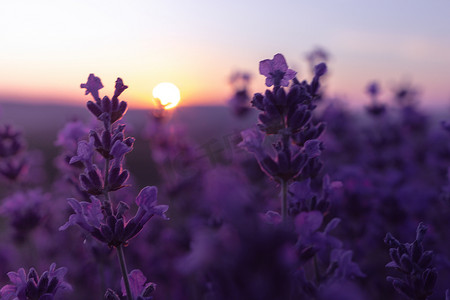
[
  {"left": 0, "top": 263, "right": 71, "bottom": 300},
  {"left": 259, "top": 53, "right": 297, "bottom": 87}
]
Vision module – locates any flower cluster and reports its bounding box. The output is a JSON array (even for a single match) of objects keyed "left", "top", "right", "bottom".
[
  {"left": 0, "top": 125, "right": 28, "bottom": 182},
  {"left": 0, "top": 263, "right": 71, "bottom": 300},
  {"left": 384, "top": 223, "right": 437, "bottom": 300},
  {"left": 59, "top": 75, "right": 167, "bottom": 299},
  {"left": 60, "top": 186, "right": 167, "bottom": 247},
  {"left": 240, "top": 53, "right": 327, "bottom": 220}
]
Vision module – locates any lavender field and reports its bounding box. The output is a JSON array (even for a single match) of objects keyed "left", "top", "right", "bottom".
[{"left": 1, "top": 52, "right": 450, "bottom": 300}]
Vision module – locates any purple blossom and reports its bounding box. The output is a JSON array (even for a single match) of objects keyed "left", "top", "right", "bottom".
[
  {"left": 80, "top": 73, "right": 103, "bottom": 101},
  {"left": 0, "top": 189, "right": 49, "bottom": 240},
  {"left": 54, "top": 120, "right": 89, "bottom": 150},
  {"left": 314, "top": 62, "right": 327, "bottom": 77},
  {"left": 69, "top": 137, "right": 95, "bottom": 170},
  {"left": 304, "top": 139, "right": 322, "bottom": 158},
  {"left": 110, "top": 140, "right": 134, "bottom": 166},
  {"left": 59, "top": 186, "right": 168, "bottom": 247},
  {"left": 238, "top": 127, "right": 265, "bottom": 159},
  {"left": 259, "top": 53, "right": 297, "bottom": 87},
  {"left": 0, "top": 263, "right": 71, "bottom": 300},
  {"left": 121, "top": 269, "right": 155, "bottom": 300},
  {"left": 114, "top": 77, "right": 128, "bottom": 98}
]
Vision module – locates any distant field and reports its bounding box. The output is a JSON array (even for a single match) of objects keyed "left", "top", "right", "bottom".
[{"left": 0, "top": 102, "right": 257, "bottom": 188}]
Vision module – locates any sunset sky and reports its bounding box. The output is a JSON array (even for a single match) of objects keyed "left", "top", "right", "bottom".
[{"left": 1, "top": 0, "right": 450, "bottom": 109}]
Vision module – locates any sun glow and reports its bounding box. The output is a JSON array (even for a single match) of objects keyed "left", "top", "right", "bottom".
[{"left": 152, "top": 82, "right": 181, "bottom": 109}]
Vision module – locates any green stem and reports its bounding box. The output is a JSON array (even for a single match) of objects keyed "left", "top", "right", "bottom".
[
  {"left": 117, "top": 244, "right": 133, "bottom": 300},
  {"left": 281, "top": 180, "right": 288, "bottom": 221}
]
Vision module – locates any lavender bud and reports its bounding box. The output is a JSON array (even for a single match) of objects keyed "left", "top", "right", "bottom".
[
  {"left": 26, "top": 280, "right": 38, "bottom": 299},
  {"left": 314, "top": 62, "right": 327, "bottom": 77},
  {"left": 102, "top": 130, "right": 112, "bottom": 151},
  {"left": 416, "top": 222, "right": 428, "bottom": 243},
  {"left": 418, "top": 251, "right": 433, "bottom": 269},
  {"left": 124, "top": 137, "right": 135, "bottom": 147},
  {"left": 116, "top": 202, "right": 129, "bottom": 219},
  {"left": 251, "top": 93, "right": 264, "bottom": 110},
  {"left": 399, "top": 254, "right": 412, "bottom": 273},
  {"left": 111, "top": 170, "right": 129, "bottom": 190},
  {"left": 86, "top": 101, "right": 102, "bottom": 118},
  {"left": 391, "top": 278, "right": 414, "bottom": 299},
  {"left": 389, "top": 248, "right": 400, "bottom": 266},
  {"left": 114, "top": 219, "right": 124, "bottom": 241},
  {"left": 101, "top": 96, "right": 112, "bottom": 113},
  {"left": 100, "top": 224, "right": 113, "bottom": 242},
  {"left": 90, "top": 130, "right": 102, "bottom": 149},
  {"left": 106, "top": 216, "right": 117, "bottom": 230},
  {"left": 37, "top": 272, "right": 49, "bottom": 295},
  {"left": 411, "top": 240, "right": 423, "bottom": 262},
  {"left": 423, "top": 268, "right": 437, "bottom": 293},
  {"left": 87, "top": 168, "right": 103, "bottom": 190}
]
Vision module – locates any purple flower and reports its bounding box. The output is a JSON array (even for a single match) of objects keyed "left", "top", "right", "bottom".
[
  {"left": 114, "top": 77, "right": 128, "bottom": 98},
  {"left": 314, "top": 63, "right": 327, "bottom": 77},
  {"left": 59, "top": 186, "right": 168, "bottom": 247},
  {"left": 110, "top": 140, "right": 133, "bottom": 166},
  {"left": 69, "top": 137, "right": 95, "bottom": 170},
  {"left": 0, "top": 189, "right": 49, "bottom": 239},
  {"left": 259, "top": 53, "right": 297, "bottom": 87},
  {"left": 0, "top": 263, "right": 71, "bottom": 300},
  {"left": 80, "top": 73, "right": 103, "bottom": 101},
  {"left": 54, "top": 120, "right": 89, "bottom": 150},
  {"left": 59, "top": 196, "right": 103, "bottom": 233},
  {"left": 121, "top": 269, "right": 155, "bottom": 300},
  {"left": 304, "top": 139, "right": 322, "bottom": 158},
  {"left": 238, "top": 127, "right": 265, "bottom": 159}
]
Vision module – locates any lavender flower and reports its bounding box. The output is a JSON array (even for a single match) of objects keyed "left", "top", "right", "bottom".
[
  {"left": 81, "top": 74, "right": 128, "bottom": 124},
  {"left": 385, "top": 223, "right": 437, "bottom": 300},
  {"left": 59, "top": 186, "right": 167, "bottom": 247},
  {"left": 121, "top": 269, "right": 156, "bottom": 300},
  {"left": 80, "top": 73, "right": 103, "bottom": 101},
  {"left": 259, "top": 53, "right": 296, "bottom": 87},
  {"left": 0, "top": 125, "right": 28, "bottom": 182},
  {"left": 0, "top": 263, "right": 71, "bottom": 300},
  {"left": 0, "top": 189, "right": 49, "bottom": 242}
]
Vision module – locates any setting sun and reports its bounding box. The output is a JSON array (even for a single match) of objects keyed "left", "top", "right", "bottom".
[{"left": 152, "top": 82, "right": 181, "bottom": 109}]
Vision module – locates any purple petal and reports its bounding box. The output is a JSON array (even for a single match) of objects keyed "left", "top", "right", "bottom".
[
  {"left": 7, "top": 269, "right": 26, "bottom": 286},
  {"left": 135, "top": 186, "right": 158, "bottom": 212},
  {"left": 110, "top": 140, "right": 132, "bottom": 161},
  {"left": 152, "top": 205, "right": 169, "bottom": 219},
  {"left": 304, "top": 140, "right": 322, "bottom": 158},
  {"left": 259, "top": 59, "right": 273, "bottom": 76},
  {"left": 121, "top": 269, "right": 147, "bottom": 298},
  {"left": 265, "top": 77, "right": 274, "bottom": 87},
  {"left": 284, "top": 69, "right": 297, "bottom": 81},
  {"left": 295, "top": 211, "right": 323, "bottom": 235},
  {"left": 272, "top": 53, "right": 288, "bottom": 72}
]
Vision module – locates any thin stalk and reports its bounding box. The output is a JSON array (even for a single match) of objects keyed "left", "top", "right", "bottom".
[
  {"left": 281, "top": 179, "right": 288, "bottom": 221},
  {"left": 117, "top": 244, "right": 133, "bottom": 300}
]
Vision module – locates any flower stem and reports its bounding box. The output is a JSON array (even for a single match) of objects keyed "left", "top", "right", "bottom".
[
  {"left": 117, "top": 244, "right": 133, "bottom": 300},
  {"left": 281, "top": 179, "right": 288, "bottom": 221}
]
